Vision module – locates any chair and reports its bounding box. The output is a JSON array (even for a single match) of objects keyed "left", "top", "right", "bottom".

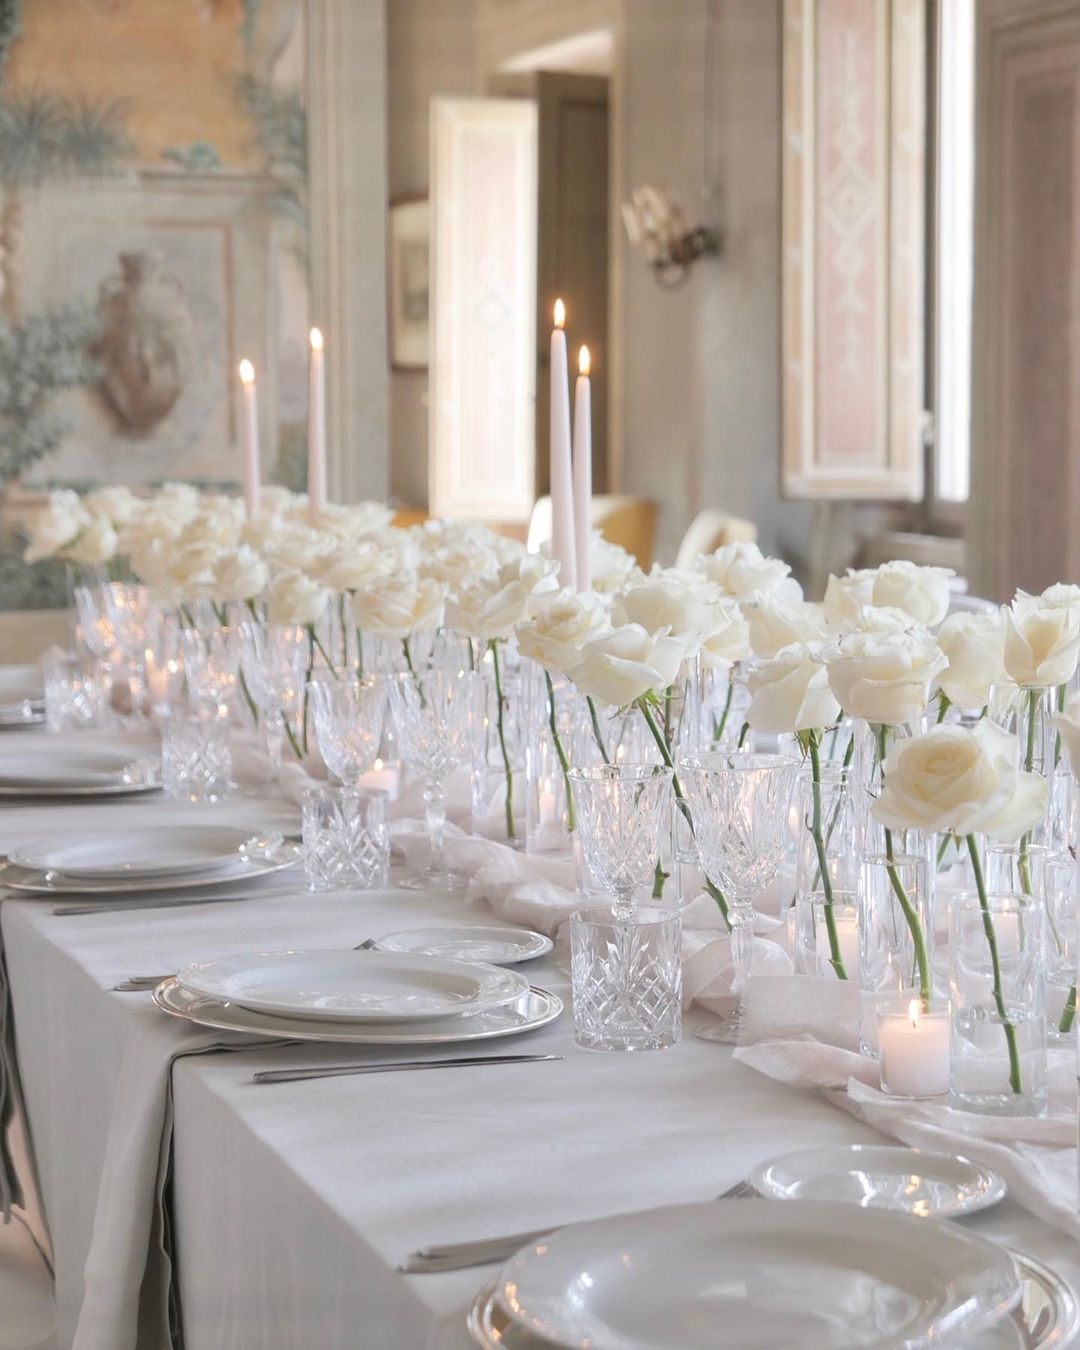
[
  {"left": 674, "top": 509, "right": 758, "bottom": 572},
  {"left": 527, "top": 495, "right": 658, "bottom": 570}
]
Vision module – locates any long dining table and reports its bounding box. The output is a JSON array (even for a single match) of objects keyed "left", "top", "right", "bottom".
[{"left": 2, "top": 729, "right": 1078, "bottom": 1350}]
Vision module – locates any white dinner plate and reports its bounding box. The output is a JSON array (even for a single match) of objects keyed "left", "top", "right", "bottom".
[
  {"left": 469, "top": 1251, "right": 1075, "bottom": 1350},
  {"left": 0, "top": 845, "right": 299, "bottom": 894},
  {"left": 0, "top": 746, "right": 151, "bottom": 788},
  {"left": 11, "top": 826, "right": 276, "bottom": 880},
  {"left": 748, "top": 1145, "right": 1006, "bottom": 1220},
  {"left": 152, "top": 977, "right": 562, "bottom": 1045},
  {"left": 177, "top": 950, "right": 532, "bottom": 1023},
  {"left": 373, "top": 926, "right": 553, "bottom": 966},
  {"left": 495, "top": 1200, "right": 1020, "bottom": 1350}
]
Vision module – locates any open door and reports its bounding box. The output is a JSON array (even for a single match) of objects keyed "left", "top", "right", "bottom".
[
  {"left": 535, "top": 72, "right": 610, "bottom": 498},
  {"left": 429, "top": 98, "right": 538, "bottom": 522},
  {"left": 968, "top": 0, "right": 1080, "bottom": 597}
]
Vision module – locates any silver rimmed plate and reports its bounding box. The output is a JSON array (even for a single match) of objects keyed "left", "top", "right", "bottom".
[
  {"left": 12, "top": 826, "right": 279, "bottom": 881},
  {"left": 373, "top": 926, "right": 553, "bottom": 966},
  {"left": 152, "top": 978, "right": 562, "bottom": 1045},
  {"left": 494, "top": 1200, "right": 1020, "bottom": 1350},
  {"left": 467, "top": 1251, "right": 1076, "bottom": 1350},
  {"left": 177, "top": 950, "right": 531, "bottom": 1023},
  {"left": 748, "top": 1145, "right": 1006, "bottom": 1220},
  {"left": 0, "top": 844, "right": 299, "bottom": 894},
  {"left": 0, "top": 746, "right": 155, "bottom": 788}
]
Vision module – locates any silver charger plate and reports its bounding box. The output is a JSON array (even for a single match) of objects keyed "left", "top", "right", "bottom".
[
  {"left": 153, "top": 978, "right": 563, "bottom": 1045},
  {"left": 0, "top": 777, "right": 161, "bottom": 797},
  {"left": 0, "top": 844, "right": 299, "bottom": 894},
  {"left": 466, "top": 1252, "right": 1079, "bottom": 1350}
]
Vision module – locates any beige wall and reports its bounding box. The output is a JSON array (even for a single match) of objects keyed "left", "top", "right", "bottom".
[{"left": 386, "top": 0, "right": 477, "bottom": 508}]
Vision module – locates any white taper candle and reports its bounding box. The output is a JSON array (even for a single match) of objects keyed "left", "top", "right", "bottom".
[
  {"left": 549, "top": 299, "right": 576, "bottom": 590},
  {"left": 572, "top": 344, "right": 592, "bottom": 592},
  {"left": 308, "top": 327, "right": 327, "bottom": 524},
  {"left": 238, "top": 358, "right": 260, "bottom": 518}
]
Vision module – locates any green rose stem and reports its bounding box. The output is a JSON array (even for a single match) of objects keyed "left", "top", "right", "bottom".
[
  {"left": 712, "top": 678, "right": 734, "bottom": 744},
  {"left": 875, "top": 724, "right": 932, "bottom": 1009},
  {"left": 966, "top": 834, "right": 1023, "bottom": 1094},
  {"left": 1018, "top": 687, "right": 1040, "bottom": 895},
  {"left": 636, "top": 695, "right": 732, "bottom": 927},
  {"left": 544, "top": 670, "right": 575, "bottom": 832},
  {"left": 355, "top": 626, "right": 364, "bottom": 676},
  {"left": 736, "top": 721, "right": 751, "bottom": 750},
  {"left": 401, "top": 636, "right": 426, "bottom": 708},
  {"left": 301, "top": 627, "right": 315, "bottom": 754},
  {"left": 1059, "top": 985, "right": 1076, "bottom": 1035},
  {"left": 1053, "top": 682, "right": 1066, "bottom": 769},
  {"left": 936, "top": 691, "right": 951, "bottom": 724},
  {"left": 586, "top": 695, "right": 610, "bottom": 764},
  {"left": 211, "top": 599, "right": 258, "bottom": 727},
  {"left": 807, "top": 733, "right": 847, "bottom": 980},
  {"left": 489, "top": 640, "right": 515, "bottom": 840}
]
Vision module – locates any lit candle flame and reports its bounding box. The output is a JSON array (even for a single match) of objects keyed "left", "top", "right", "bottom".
[
  {"left": 553, "top": 298, "right": 565, "bottom": 330},
  {"left": 579, "top": 345, "right": 590, "bottom": 377},
  {"left": 908, "top": 999, "right": 921, "bottom": 1028},
  {"left": 238, "top": 358, "right": 255, "bottom": 385},
  {"left": 309, "top": 327, "right": 324, "bottom": 352}
]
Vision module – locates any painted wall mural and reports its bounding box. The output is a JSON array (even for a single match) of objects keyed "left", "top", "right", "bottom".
[{"left": 0, "top": 0, "right": 309, "bottom": 609}]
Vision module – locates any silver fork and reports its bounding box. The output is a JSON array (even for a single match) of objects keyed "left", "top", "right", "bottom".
[
  {"left": 398, "top": 1179, "right": 760, "bottom": 1273},
  {"left": 113, "top": 938, "right": 382, "bottom": 990}
]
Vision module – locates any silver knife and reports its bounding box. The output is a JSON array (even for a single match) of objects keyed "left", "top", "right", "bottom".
[
  {"left": 253, "top": 1053, "right": 562, "bottom": 1083},
  {"left": 53, "top": 893, "right": 260, "bottom": 917}
]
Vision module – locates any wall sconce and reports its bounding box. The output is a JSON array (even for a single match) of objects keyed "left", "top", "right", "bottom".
[{"left": 622, "top": 186, "right": 720, "bottom": 289}]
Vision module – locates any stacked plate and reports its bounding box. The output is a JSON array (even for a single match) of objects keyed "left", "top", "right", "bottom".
[
  {"left": 465, "top": 1200, "right": 1043, "bottom": 1350},
  {"left": 0, "top": 824, "right": 299, "bottom": 894},
  {"left": 0, "top": 664, "right": 45, "bottom": 728},
  {"left": 154, "top": 948, "right": 562, "bottom": 1046},
  {"left": 0, "top": 745, "right": 161, "bottom": 799}
]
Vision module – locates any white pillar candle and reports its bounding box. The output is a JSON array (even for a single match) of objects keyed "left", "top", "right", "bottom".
[
  {"left": 817, "top": 911, "right": 860, "bottom": 977},
  {"left": 878, "top": 1001, "right": 950, "bottom": 1098},
  {"left": 572, "top": 344, "right": 592, "bottom": 592},
  {"left": 308, "top": 327, "right": 327, "bottom": 524},
  {"left": 549, "top": 300, "right": 576, "bottom": 590},
  {"left": 238, "top": 359, "right": 260, "bottom": 517}
]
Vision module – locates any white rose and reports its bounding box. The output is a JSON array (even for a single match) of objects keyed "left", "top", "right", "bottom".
[
  {"left": 261, "top": 524, "right": 327, "bottom": 574},
  {"left": 700, "top": 599, "right": 751, "bottom": 670},
  {"left": 315, "top": 542, "right": 394, "bottom": 593},
  {"left": 212, "top": 547, "right": 269, "bottom": 604},
  {"left": 611, "top": 573, "right": 723, "bottom": 648},
  {"left": 823, "top": 568, "right": 877, "bottom": 629},
  {"left": 266, "top": 570, "right": 331, "bottom": 627},
  {"left": 445, "top": 555, "right": 557, "bottom": 641},
  {"left": 62, "top": 516, "right": 118, "bottom": 566},
  {"left": 1053, "top": 693, "right": 1080, "bottom": 782},
  {"left": 350, "top": 573, "right": 446, "bottom": 637},
  {"left": 83, "top": 485, "right": 140, "bottom": 526},
  {"left": 420, "top": 540, "right": 499, "bottom": 588},
  {"left": 747, "top": 595, "right": 829, "bottom": 658},
  {"left": 820, "top": 629, "right": 947, "bottom": 725},
  {"left": 179, "top": 498, "right": 245, "bottom": 551},
  {"left": 1003, "top": 603, "right": 1080, "bottom": 687},
  {"left": 587, "top": 534, "right": 643, "bottom": 594},
  {"left": 936, "top": 611, "right": 1006, "bottom": 710},
  {"left": 699, "top": 542, "right": 802, "bottom": 602},
  {"left": 22, "top": 490, "right": 87, "bottom": 563},
  {"left": 516, "top": 590, "right": 608, "bottom": 675},
  {"left": 165, "top": 539, "right": 222, "bottom": 599},
  {"left": 843, "top": 603, "right": 921, "bottom": 636},
  {"left": 871, "top": 561, "right": 954, "bottom": 628},
  {"left": 872, "top": 721, "right": 1047, "bottom": 844},
  {"left": 570, "top": 623, "right": 696, "bottom": 708},
  {"left": 155, "top": 482, "right": 202, "bottom": 517},
  {"left": 746, "top": 644, "right": 840, "bottom": 735},
  {"left": 1035, "top": 583, "right": 1080, "bottom": 613}
]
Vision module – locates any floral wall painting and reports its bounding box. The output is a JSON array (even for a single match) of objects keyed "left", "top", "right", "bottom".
[{"left": 0, "top": 0, "right": 309, "bottom": 609}]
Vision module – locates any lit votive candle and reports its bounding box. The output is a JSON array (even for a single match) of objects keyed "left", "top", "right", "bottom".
[
  {"left": 878, "top": 1000, "right": 950, "bottom": 1099},
  {"left": 359, "top": 758, "right": 400, "bottom": 802}
]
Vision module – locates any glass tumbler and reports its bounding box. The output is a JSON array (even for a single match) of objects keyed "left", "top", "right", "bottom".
[
  {"left": 43, "top": 649, "right": 108, "bottom": 731},
  {"left": 302, "top": 786, "right": 390, "bottom": 891},
  {"left": 570, "top": 904, "right": 682, "bottom": 1052},
  {"left": 161, "top": 709, "right": 232, "bottom": 803}
]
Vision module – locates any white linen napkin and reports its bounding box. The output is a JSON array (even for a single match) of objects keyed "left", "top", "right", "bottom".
[
  {"left": 72, "top": 1009, "right": 287, "bottom": 1350},
  {"left": 733, "top": 975, "right": 1080, "bottom": 1239}
]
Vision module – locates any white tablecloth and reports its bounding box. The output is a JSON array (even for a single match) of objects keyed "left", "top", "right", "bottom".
[{"left": 1, "top": 739, "right": 1078, "bottom": 1349}]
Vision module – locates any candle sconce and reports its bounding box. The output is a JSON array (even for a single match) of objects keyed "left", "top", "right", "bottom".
[{"left": 622, "top": 185, "right": 721, "bottom": 290}]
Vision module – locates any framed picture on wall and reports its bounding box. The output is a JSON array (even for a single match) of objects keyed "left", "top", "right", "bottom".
[{"left": 388, "top": 197, "right": 430, "bottom": 370}]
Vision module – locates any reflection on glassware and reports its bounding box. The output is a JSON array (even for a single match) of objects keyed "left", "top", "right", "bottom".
[
  {"left": 388, "top": 668, "right": 480, "bottom": 891},
  {"left": 308, "top": 675, "right": 388, "bottom": 784},
  {"left": 302, "top": 785, "right": 389, "bottom": 891},
  {"left": 568, "top": 763, "right": 673, "bottom": 919},
  {"left": 161, "top": 708, "right": 232, "bottom": 803},
  {"left": 570, "top": 904, "right": 682, "bottom": 1052}
]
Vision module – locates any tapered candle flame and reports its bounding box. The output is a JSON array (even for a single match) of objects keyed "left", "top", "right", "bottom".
[
  {"left": 309, "top": 327, "right": 324, "bottom": 352},
  {"left": 579, "top": 345, "right": 590, "bottom": 377},
  {"left": 908, "top": 999, "right": 920, "bottom": 1029},
  {"left": 238, "top": 358, "right": 255, "bottom": 385},
  {"left": 553, "top": 298, "right": 565, "bottom": 330}
]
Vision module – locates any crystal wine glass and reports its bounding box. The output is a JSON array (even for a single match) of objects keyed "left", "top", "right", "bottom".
[
  {"left": 680, "top": 752, "right": 799, "bottom": 1040},
  {"left": 239, "top": 622, "right": 310, "bottom": 767},
  {"left": 568, "top": 764, "right": 674, "bottom": 918},
  {"left": 308, "top": 675, "right": 389, "bottom": 784},
  {"left": 180, "top": 624, "right": 242, "bottom": 716},
  {"left": 388, "top": 669, "right": 481, "bottom": 890}
]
